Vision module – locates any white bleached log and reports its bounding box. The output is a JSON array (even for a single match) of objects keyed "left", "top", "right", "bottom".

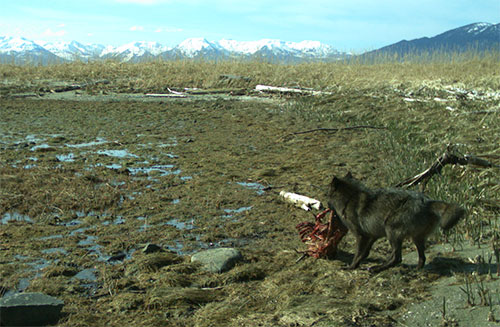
[
  {"left": 145, "top": 93, "right": 187, "bottom": 98},
  {"left": 279, "top": 191, "right": 322, "bottom": 211},
  {"left": 255, "top": 85, "right": 332, "bottom": 96}
]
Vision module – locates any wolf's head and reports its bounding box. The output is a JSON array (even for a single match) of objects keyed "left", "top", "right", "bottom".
[
  {"left": 329, "top": 172, "right": 356, "bottom": 191},
  {"left": 328, "top": 172, "right": 362, "bottom": 209}
]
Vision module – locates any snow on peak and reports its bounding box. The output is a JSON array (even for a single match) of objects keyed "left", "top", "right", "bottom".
[
  {"left": 36, "top": 40, "right": 104, "bottom": 60},
  {"left": 0, "top": 36, "right": 43, "bottom": 53},
  {"left": 465, "top": 22, "right": 492, "bottom": 35},
  {"left": 218, "top": 38, "right": 333, "bottom": 57},
  {"left": 176, "top": 38, "right": 221, "bottom": 55},
  {"left": 115, "top": 41, "right": 168, "bottom": 56},
  {"left": 0, "top": 34, "right": 344, "bottom": 62}
]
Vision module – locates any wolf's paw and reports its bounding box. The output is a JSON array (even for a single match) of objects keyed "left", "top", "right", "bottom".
[
  {"left": 341, "top": 264, "right": 359, "bottom": 271},
  {"left": 367, "top": 265, "right": 388, "bottom": 273}
]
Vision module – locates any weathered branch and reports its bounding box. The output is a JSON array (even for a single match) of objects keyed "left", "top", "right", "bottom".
[
  {"left": 396, "top": 145, "right": 496, "bottom": 190},
  {"left": 49, "top": 79, "right": 110, "bottom": 93},
  {"left": 291, "top": 125, "right": 387, "bottom": 136}
]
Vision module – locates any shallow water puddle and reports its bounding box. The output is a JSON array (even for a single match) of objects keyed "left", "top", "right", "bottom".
[
  {"left": 70, "top": 227, "right": 89, "bottom": 236},
  {"left": 165, "top": 153, "right": 179, "bottom": 159},
  {"left": 73, "top": 268, "right": 98, "bottom": 281},
  {"left": 156, "top": 137, "right": 178, "bottom": 147},
  {"left": 223, "top": 206, "right": 253, "bottom": 214},
  {"left": 41, "top": 247, "right": 68, "bottom": 255},
  {"left": 30, "top": 143, "right": 53, "bottom": 151},
  {"left": 56, "top": 153, "right": 75, "bottom": 162},
  {"left": 25, "top": 134, "right": 44, "bottom": 143},
  {"left": 5, "top": 258, "right": 55, "bottom": 296},
  {"left": 236, "top": 181, "right": 267, "bottom": 195},
  {"left": 38, "top": 234, "right": 64, "bottom": 240},
  {"left": 127, "top": 164, "right": 180, "bottom": 176},
  {"left": 165, "top": 218, "right": 195, "bottom": 230},
  {"left": 1, "top": 212, "right": 34, "bottom": 224},
  {"left": 4, "top": 278, "right": 31, "bottom": 297},
  {"left": 66, "top": 137, "right": 107, "bottom": 148},
  {"left": 102, "top": 215, "right": 126, "bottom": 225},
  {"left": 105, "top": 163, "right": 123, "bottom": 169},
  {"left": 80, "top": 237, "right": 107, "bottom": 261},
  {"left": 22, "top": 156, "right": 39, "bottom": 169},
  {"left": 14, "top": 254, "right": 30, "bottom": 260},
  {"left": 222, "top": 206, "right": 253, "bottom": 220},
  {"left": 78, "top": 235, "right": 98, "bottom": 247},
  {"left": 97, "top": 149, "right": 139, "bottom": 158}
]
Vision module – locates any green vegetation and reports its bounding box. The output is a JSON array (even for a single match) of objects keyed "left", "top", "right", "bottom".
[{"left": 0, "top": 55, "right": 499, "bottom": 326}]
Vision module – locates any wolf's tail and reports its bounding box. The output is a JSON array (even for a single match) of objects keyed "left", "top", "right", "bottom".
[{"left": 430, "top": 201, "right": 466, "bottom": 230}]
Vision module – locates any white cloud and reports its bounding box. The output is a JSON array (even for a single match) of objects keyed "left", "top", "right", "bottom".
[
  {"left": 42, "top": 28, "right": 66, "bottom": 37},
  {"left": 129, "top": 25, "right": 145, "bottom": 31}
]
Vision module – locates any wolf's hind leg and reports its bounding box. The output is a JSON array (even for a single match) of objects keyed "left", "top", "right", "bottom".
[
  {"left": 347, "top": 235, "right": 375, "bottom": 269},
  {"left": 412, "top": 236, "right": 426, "bottom": 269}
]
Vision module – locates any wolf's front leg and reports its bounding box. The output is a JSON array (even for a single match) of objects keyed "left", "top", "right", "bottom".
[{"left": 347, "top": 235, "right": 375, "bottom": 269}]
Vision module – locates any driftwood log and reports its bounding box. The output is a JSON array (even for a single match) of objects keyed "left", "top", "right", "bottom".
[
  {"left": 255, "top": 84, "right": 332, "bottom": 96},
  {"left": 396, "top": 145, "right": 495, "bottom": 191},
  {"left": 279, "top": 191, "right": 322, "bottom": 211}
]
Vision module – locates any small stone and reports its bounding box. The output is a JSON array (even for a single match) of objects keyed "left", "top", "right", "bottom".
[
  {"left": 0, "top": 292, "right": 64, "bottom": 326},
  {"left": 142, "top": 243, "right": 165, "bottom": 254},
  {"left": 191, "top": 248, "right": 243, "bottom": 273},
  {"left": 256, "top": 168, "right": 278, "bottom": 177},
  {"left": 108, "top": 252, "right": 127, "bottom": 262}
]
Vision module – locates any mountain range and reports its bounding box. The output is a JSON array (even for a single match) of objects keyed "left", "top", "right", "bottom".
[
  {"left": 0, "top": 36, "right": 347, "bottom": 65},
  {"left": 366, "top": 22, "right": 499, "bottom": 58},
  {"left": 0, "top": 22, "right": 498, "bottom": 65}
]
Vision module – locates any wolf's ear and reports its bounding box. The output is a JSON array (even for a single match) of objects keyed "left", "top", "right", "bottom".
[{"left": 345, "top": 171, "right": 353, "bottom": 178}]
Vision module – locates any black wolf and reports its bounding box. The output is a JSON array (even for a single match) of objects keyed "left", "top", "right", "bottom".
[{"left": 328, "top": 173, "right": 465, "bottom": 272}]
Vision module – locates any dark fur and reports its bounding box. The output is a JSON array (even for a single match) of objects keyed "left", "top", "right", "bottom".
[{"left": 328, "top": 173, "right": 466, "bottom": 272}]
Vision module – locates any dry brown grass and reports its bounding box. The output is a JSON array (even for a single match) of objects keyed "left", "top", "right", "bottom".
[{"left": 1, "top": 51, "right": 499, "bottom": 95}]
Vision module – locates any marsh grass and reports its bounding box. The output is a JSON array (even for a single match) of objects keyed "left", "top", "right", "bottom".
[
  {"left": 1, "top": 50, "right": 499, "bottom": 95},
  {"left": 0, "top": 53, "right": 499, "bottom": 327}
]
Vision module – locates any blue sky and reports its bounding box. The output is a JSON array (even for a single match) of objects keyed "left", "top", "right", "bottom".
[{"left": 1, "top": 0, "right": 498, "bottom": 51}]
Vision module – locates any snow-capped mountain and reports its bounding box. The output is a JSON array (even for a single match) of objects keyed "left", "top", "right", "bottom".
[
  {"left": 218, "top": 39, "right": 338, "bottom": 58},
  {"left": 0, "top": 36, "right": 62, "bottom": 64},
  {"left": 37, "top": 40, "right": 104, "bottom": 60},
  {"left": 0, "top": 35, "right": 345, "bottom": 64},
  {"left": 161, "top": 38, "right": 344, "bottom": 61},
  {"left": 101, "top": 41, "right": 170, "bottom": 62},
  {"left": 175, "top": 38, "right": 225, "bottom": 56},
  {"left": 464, "top": 22, "right": 494, "bottom": 35}
]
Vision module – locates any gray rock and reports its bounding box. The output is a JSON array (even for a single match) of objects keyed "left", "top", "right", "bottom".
[
  {"left": 191, "top": 248, "right": 243, "bottom": 273},
  {"left": 0, "top": 292, "right": 64, "bottom": 326},
  {"left": 142, "top": 243, "right": 165, "bottom": 254}
]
